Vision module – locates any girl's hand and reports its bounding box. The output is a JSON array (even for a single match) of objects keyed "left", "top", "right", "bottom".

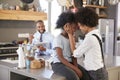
[
  {"left": 64, "top": 23, "right": 73, "bottom": 35},
  {"left": 74, "top": 67, "right": 83, "bottom": 78}
]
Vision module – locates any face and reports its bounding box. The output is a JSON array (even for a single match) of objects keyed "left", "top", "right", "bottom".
[
  {"left": 78, "top": 23, "right": 88, "bottom": 35},
  {"left": 71, "top": 23, "right": 77, "bottom": 33},
  {"left": 36, "top": 22, "right": 45, "bottom": 33}
]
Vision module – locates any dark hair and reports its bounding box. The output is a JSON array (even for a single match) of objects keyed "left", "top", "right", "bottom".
[
  {"left": 34, "top": 20, "right": 44, "bottom": 28},
  {"left": 35, "top": 20, "right": 44, "bottom": 24},
  {"left": 75, "top": 7, "right": 99, "bottom": 27},
  {"left": 73, "top": 0, "right": 83, "bottom": 8},
  {"left": 56, "top": 11, "right": 76, "bottom": 29}
]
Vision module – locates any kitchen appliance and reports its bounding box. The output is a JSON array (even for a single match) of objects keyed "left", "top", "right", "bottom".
[
  {"left": 0, "top": 42, "right": 18, "bottom": 59},
  {"left": 98, "top": 19, "right": 114, "bottom": 65},
  {"left": 116, "top": 2, "right": 120, "bottom": 56}
]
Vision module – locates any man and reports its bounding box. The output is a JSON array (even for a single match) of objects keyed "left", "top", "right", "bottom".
[{"left": 27, "top": 20, "right": 54, "bottom": 58}]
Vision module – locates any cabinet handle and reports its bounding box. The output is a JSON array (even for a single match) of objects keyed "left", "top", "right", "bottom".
[{"left": 118, "top": 72, "right": 120, "bottom": 80}]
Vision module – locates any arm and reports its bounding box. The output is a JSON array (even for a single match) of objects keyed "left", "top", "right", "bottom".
[
  {"left": 68, "top": 34, "right": 78, "bottom": 67},
  {"left": 64, "top": 23, "right": 78, "bottom": 66},
  {"left": 28, "top": 34, "right": 34, "bottom": 44},
  {"left": 39, "top": 34, "right": 54, "bottom": 55},
  {"left": 56, "top": 47, "right": 82, "bottom": 78},
  {"left": 38, "top": 45, "right": 54, "bottom": 55}
]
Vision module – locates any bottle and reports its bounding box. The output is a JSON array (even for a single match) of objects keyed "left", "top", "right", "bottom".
[
  {"left": 26, "top": 58, "right": 31, "bottom": 69},
  {"left": 86, "top": 0, "right": 91, "bottom": 5},
  {"left": 31, "top": 5, "right": 36, "bottom": 11},
  {"left": 101, "top": 0, "right": 104, "bottom": 6},
  {"left": 99, "top": 0, "right": 104, "bottom": 6}
]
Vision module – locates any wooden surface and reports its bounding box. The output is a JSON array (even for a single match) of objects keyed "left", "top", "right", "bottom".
[
  {"left": 83, "top": 5, "right": 107, "bottom": 18},
  {"left": 0, "top": 10, "right": 47, "bottom": 21},
  {"left": 83, "top": 5, "right": 107, "bottom": 8}
]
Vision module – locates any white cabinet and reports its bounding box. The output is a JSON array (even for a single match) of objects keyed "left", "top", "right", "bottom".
[
  {"left": 0, "top": 65, "right": 10, "bottom": 80},
  {"left": 107, "top": 67, "right": 120, "bottom": 80}
]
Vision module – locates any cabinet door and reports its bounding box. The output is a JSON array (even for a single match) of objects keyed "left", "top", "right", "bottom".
[
  {"left": 0, "top": 65, "right": 9, "bottom": 80},
  {"left": 108, "top": 69, "right": 119, "bottom": 80},
  {"left": 119, "top": 71, "right": 120, "bottom": 80}
]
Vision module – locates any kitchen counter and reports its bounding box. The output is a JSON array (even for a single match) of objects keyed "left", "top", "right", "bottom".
[
  {"left": 0, "top": 55, "right": 67, "bottom": 80},
  {"left": 0, "top": 56, "right": 120, "bottom": 80},
  {"left": 0, "top": 59, "right": 53, "bottom": 80}
]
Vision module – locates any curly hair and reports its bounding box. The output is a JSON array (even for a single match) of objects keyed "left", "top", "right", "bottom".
[
  {"left": 56, "top": 11, "right": 76, "bottom": 29},
  {"left": 75, "top": 7, "right": 99, "bottom": 27}
]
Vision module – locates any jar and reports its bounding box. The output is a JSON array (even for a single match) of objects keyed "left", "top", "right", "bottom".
[{"left": 99, "top": 0, "right": 104, "bottom": 6}]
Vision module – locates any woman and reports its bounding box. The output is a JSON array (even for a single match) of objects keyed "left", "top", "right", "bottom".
[
  {"left": 51, "top": 11, "right": 91, "bottom": 80},
  {"left": 64, "top": 7, "right": 108, "bottom": 80}
]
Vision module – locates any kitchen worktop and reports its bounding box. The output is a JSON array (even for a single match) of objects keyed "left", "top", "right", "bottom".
[
  {"left": 0, "top": 56, "right": 120, "bottom": 80},
  {"left": 0, "top": 60, "right": 53, "bottom": 80}
]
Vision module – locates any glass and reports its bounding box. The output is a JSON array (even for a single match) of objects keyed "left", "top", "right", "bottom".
[
  {"left": 92, "top": 0, "right": 99, "bottom": 5},
  {"left": 26, "top": 59, "right": 31, "bottom": 69},
  {"left": 3, "top": 3, "right": 9, "bottom": 10}
]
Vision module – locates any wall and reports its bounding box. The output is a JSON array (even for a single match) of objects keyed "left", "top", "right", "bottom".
[
  {"left": 0, "top": 20, "right": 35, "bottom": 42},
  {"left": 0, "top": 0, "right": 41, "bottom": 42},
  {"left": 105, "top": 1, "right": 118, "bottom": 55},
  {"left": 0, "top": 0, "right": 41, "bottom": 9}
]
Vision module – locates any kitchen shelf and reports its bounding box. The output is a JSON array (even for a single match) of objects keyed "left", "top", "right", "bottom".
[
  {"left": 99, "top": 14, "right": 107, "bottom": 18},
  {"left": 0, "top": 9, "right": 47, "bottom": 21},
  {"left": 83, "top": 5, "right": 107, "bottom": 8},
  {"left": 83, "top": 5, "right": 107, "bottom": 18}
]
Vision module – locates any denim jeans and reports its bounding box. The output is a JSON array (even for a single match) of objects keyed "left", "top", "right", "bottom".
[{"left": 88, "top": 67, "right": 108, "bottom": 80}]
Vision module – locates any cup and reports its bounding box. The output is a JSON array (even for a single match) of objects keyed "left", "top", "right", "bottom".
[{"left": 26, "top": 59, "right": 31, "bottom": 69}]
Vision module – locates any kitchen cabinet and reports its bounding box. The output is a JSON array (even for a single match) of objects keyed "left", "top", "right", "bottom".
[
  {"left": 83, "top": 5, "right": 107, "bottom": 18},
  {"left": 0, "top": 64, "right": 10, "bottom": 80},
  {"left": 0, "top": 10, "right": 47, "bottom": 21},
  {"left": 107, "top": 67, "right": 120, "bottom": 80}
]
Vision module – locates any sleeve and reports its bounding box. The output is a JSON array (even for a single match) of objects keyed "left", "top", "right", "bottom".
[
  {"left": 26, "top": 33, "right": 37, "bottom": 51},
  {"left": 53, "top": 36, "right": 63, "bottom": 50},
  {"left": 44, "top": 33, "right": 55, "bottom": 55},
  {"left": 73, "top": 36, "right": 93, "bottom": 58}
]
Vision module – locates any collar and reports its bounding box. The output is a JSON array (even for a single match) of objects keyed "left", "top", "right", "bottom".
[
  {"left": 85, "top": 29, "right": 99, "bottom": 37},
  {"left": 36, "top": 31, "right": 46, "bottom": 34}
]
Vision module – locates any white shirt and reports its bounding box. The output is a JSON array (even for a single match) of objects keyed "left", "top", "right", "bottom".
[
  {"left": 27, "top": 31, "right": 54, "bottom": 56},
  {"left": 52, "top": 34, "right": 72, "bottom": 63},
  {"left": 73, "top": 29, "right": 104, "bottom": 71}
]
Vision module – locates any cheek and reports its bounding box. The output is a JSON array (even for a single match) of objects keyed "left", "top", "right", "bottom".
[{"left": 79, "top": 26, "right": 83, "bottom": 30}]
